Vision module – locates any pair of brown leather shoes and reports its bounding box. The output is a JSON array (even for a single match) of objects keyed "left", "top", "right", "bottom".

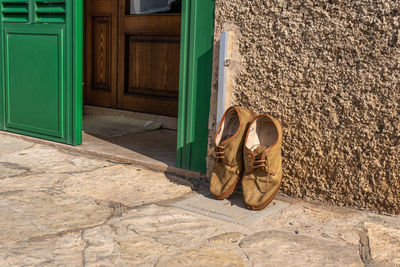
[{"left": 209, "top": 106, "right": 283, "bottom": 210}]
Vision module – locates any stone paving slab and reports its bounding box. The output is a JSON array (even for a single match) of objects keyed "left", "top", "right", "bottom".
[
  {"left": 0, "top": 190, "right": 113, "bottom": 245},
  {"left": 0, "top": 143, "right": 113, "bottom": 175},
  {"left": 61, "top": 164, "right": 193, "bottom": 207},
  {"left": 0, "top": 132, "right": 400, "bottom": 266},
  {"left": 0, "top": 135, "right": 33, "bottom": 156},
  {"left": 240, "top": 230, "right": 363, "bottom": 266},
  {"left": 0, "top": 173, "right": 68, "bottom": 193},
  {"left": 173, "top": 192, "right": 289, "bottom": 225},
  {"left": 366, "top": 222, "right": 400, "bottom": 265},
  {"left": 0, "top": 232, "right": 84, "bottom": 266}
]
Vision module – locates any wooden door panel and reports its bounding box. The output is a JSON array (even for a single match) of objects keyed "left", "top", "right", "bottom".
[
  {"left": 120, "top": 96, "right": 178, "bottom": 117},
  {"left": 89, "top": 0, "right": 113, "bottom": 13},
  {"left": 84, "top": 0, "right": 118, "bottom": 108},
  {"left": 92, "top": 16, "right": 112, "bottom": 91},
  {"left": 123, "top": 15, "right": 181, "bottom": 34},
  {"left": 117, "top": 0, "right": 181, "bottom": 117},
  {"left": 127, "top": 35, "right": 180, "bottom": 98}
]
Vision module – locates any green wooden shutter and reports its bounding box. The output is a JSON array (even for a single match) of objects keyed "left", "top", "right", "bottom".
[{"left": 0, "top": 0, "right": 82, "bottom": 145}]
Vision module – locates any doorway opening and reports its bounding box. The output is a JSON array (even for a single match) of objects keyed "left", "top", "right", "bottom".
[
  {"left": 81, "top": 0, "right": 182, "bottom": 169},
  {"left": 0, "top": 0, "right": 214, "bottom": 173}
]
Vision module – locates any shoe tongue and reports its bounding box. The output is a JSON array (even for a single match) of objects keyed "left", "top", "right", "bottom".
[{"left": 253, "top": 146, "right": 268, "bottom": 155}]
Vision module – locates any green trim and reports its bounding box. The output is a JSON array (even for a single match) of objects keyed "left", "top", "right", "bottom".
[
  {"left": 72, "top": 0, "right": 83, "bottom": 145},
  {"left": 177, "top": 0, "right": 215, "bottom": 172},
  {"left": 0, "top": 1, "right": 4, "bottom": 130},
  {"left": 177, "top": 0, "right": 190, "bottom": 169}
]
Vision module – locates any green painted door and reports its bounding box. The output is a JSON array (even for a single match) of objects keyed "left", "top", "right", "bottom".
[
  {"left": 177, "top": 0, "right": 215, "bottom": 172},
  {"left": 0, "top": 0, "right": 82, "bottom": 145}
]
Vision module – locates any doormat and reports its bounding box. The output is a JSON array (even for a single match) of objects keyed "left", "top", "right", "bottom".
[
  {"left": 173, "top": 193, "right": 289, "bottom": 225},
  {"left": 83, "top": 115, "right": 162, "bottom": 138}
]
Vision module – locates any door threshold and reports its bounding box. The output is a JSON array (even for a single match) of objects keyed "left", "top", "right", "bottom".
[
  {"left": 0, "top": 131, "right": 202, "bottom": 179},
  {"left": 83, "top": 105, "right": 178, "bottom": 130}
]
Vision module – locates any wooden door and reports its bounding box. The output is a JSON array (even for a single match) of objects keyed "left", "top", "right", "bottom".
[
  {"left": 84, "top": 0, "right": 118, "bottom": 108},
  {"left": 117, "top": 1, "right": 181, "bottom": 117},
  {"left": 84, "top": 0, "right": 180, "bottom": 117}
]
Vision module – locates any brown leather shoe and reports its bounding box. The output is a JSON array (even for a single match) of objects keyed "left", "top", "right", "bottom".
[
  {"left": 242, "top": 114, "right": 283, "bottom": 210},
  {"left": 209, "top": 106, "right": 254, "bottom": 200}
]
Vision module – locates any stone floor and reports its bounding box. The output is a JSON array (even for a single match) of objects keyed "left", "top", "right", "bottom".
[
  {"left": 0, "top": 133, "right": 399, "bottom": 266},
  {"left": 82, "top": 129, "right": 177, "bottom": 169},
  {"left": 81, "top": 105, "right": 179, "bottom": 172}
]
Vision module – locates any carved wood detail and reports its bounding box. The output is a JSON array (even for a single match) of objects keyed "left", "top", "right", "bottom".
[
  {"left": 92, "top": 16, "right": 111, "bottom": 91},
  {"left": 84, "top": 0, "right": 118, "bottom": 108}
]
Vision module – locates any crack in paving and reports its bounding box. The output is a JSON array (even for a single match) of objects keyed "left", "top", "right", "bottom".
[
  {"left": 0, "top": 143, "right": 37, "bottom": 157},
  {"left": 0, "top": 162, "right": 32, "bottom": 180},
  {"left": 81, "top": 233, "right": 90, "bottom": 267},
  {"left": 238, "top": 240, "right": 253, "bottom": 267},
  {"left": 18, "top": 224, "right": 105, "bottom": 244},
  {"left": 0, "top": 190, "right": 26, "bottom": 196},
  {"left": 107, "top": 201, "right": 131, "bottom": 218},
  {"left": 77, "top": 200, "right": 174, "bottom": 266},
  {"left": 9, "top": 197, "right": 137, "bottom": 247},
  {"left": 57, "top": 164, "right": 116, "bottom": 176},
  {"left": 0, "top": 172, "right": 37, "bottom": 180},
  {"left": 358, "top": 226, "right": 372, "bottom": 266},
  {"left": 0, "top": 162, "right": 31, "bottom": 172},
  {"left": 153, "top": 255, "right": 162, "bottom": 267},
  {"left": 1, "top": 161, "right": 113, "bottom": 182}
]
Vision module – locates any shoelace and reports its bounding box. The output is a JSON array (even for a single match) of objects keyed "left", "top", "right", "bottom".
[
  {"left": 251, "top": 153, "right": 271, "bottom": 194},
  {"left": 253, "top": 154, "right": 268, "bottom": 169},
  {"left": 207, "top": 145, "right": 225, "bottom": 160}
]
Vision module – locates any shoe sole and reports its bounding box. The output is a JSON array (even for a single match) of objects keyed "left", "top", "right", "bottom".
[
  {"left": 245, "top": 181, "right": 282, "bottom": 211},
  {"left": 211, "top": 178, "right": 239, "bottom": 200}
]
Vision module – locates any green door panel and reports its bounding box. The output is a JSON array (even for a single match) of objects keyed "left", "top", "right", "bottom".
[
  {"left": 0, "top": 0, "right": 82, "bottom": 145},
  {"left": 177, "top": 0, "right": 215, "bottom": 172},
  {"left": 4, "top": 25, "right": 66, "bottom": 139}
]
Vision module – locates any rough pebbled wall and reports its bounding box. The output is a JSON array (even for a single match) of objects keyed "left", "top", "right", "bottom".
[{"left": 210, "top": 0, "right": 400, "bottom": 214}]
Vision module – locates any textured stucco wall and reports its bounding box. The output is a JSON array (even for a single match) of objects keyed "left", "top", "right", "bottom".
[{"left": 210, "top": 0, "right": 400, "bottom": 214}]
